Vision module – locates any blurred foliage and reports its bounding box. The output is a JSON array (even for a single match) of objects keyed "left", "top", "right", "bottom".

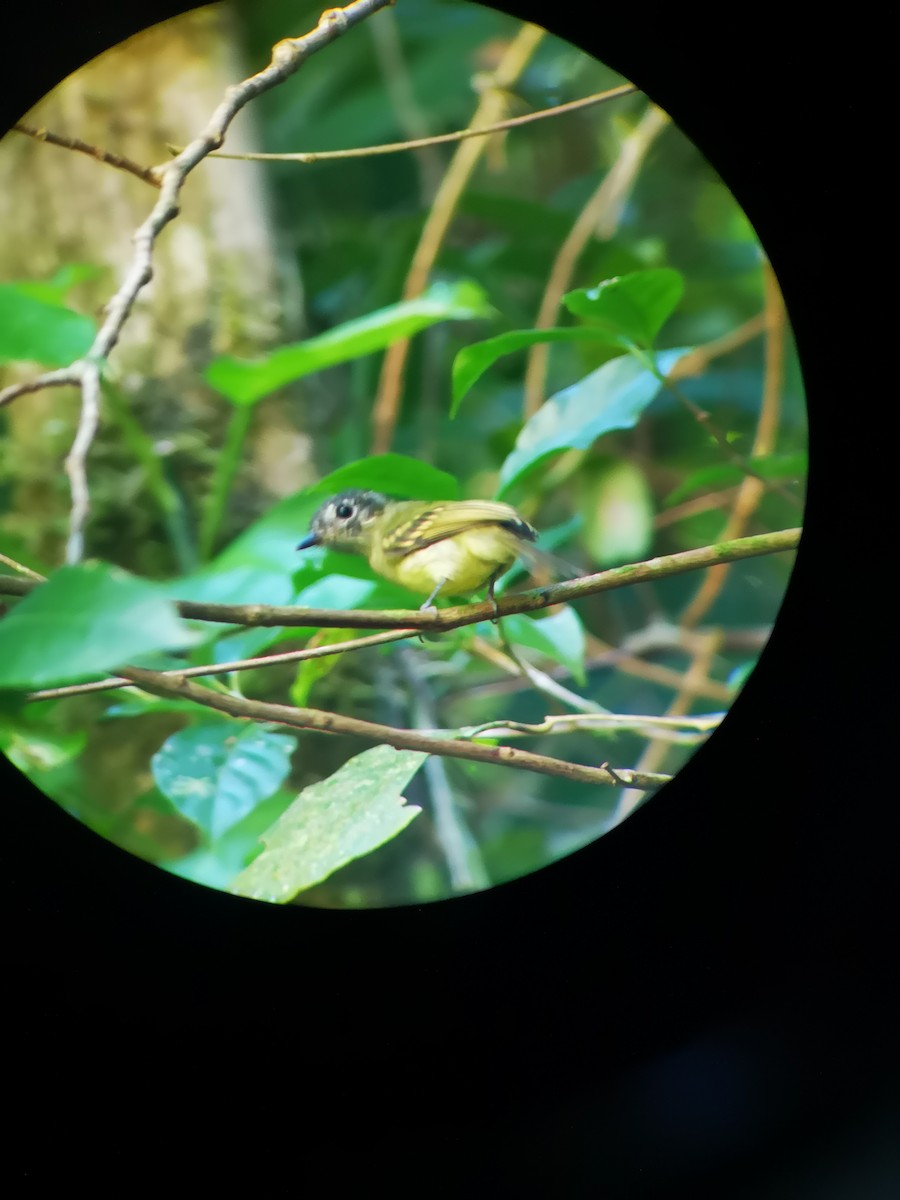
[{"left": 0, "top": 0, "right": 805, "bottom": 907}]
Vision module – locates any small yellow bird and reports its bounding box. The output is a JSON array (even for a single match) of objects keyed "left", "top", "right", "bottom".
[{"left": 296, "top": 488, "right": 539, "bottom": 612}]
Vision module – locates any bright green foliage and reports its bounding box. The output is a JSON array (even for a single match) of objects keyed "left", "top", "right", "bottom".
[
  {"left": 497, "top": 347, "right": 691, "bottom": 495},
  {"left": 0, "top": 283, "right": 95, "bottom": 366},
  {"left": 307, "top": 453, "right": 460, "bottom": 502},
  {"left": 562, "top": 269, "right": 684, "bottom": 347},
  {"left": 452, "top": 327, "right": 611, "bottom": 415},
  {"left": 205, "top": 280, "right": 495, "bottom": 406},
  {"left": 229, "top": 745, "right": 424, "bottom": 903},
  {"left": 151, "top": 722, "right": 295, "bottom": 840},
  {"left": 0, "top": 562, "right": 200, "bottom": 689}
]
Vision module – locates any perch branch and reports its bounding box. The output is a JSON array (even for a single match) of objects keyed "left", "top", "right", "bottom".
[{"left": 0, "top": 527, "right": 802, "bottom": 632}]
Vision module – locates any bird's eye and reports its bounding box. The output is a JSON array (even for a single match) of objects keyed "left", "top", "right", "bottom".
[{"left": 335, "top": 502, "right": 354, "bottom": 520}]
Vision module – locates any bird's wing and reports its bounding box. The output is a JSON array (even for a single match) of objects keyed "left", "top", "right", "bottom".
[{"left": 381, "top": 501, "right": 537, "bottom": 559}]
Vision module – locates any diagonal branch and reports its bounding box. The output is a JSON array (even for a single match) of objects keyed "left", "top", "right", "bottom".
[
  {"left": 12, "top": 122, "right": 162, "bottom": 188},
  {"left": 116, "top": 662, "right": 671, "bottom": 791},
  {"left": 0, "top": 527, "right": 802, "bottom": 633}
]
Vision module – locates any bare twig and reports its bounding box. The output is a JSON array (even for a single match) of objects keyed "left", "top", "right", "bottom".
[
  {"left": 0, "top": 525, "right": 803, "bottom": 630},
  {"left": 370, "top": 21, "right": 546, "bottom": 454},
  {"left": 62, "top": 363, "right": 102, "bottom": 563},
  {"left": 0, "top": 0, "right": 395, "bottom": 561},
  {"left": 12, "top": 122, "right": 163, "bottom": 187},
  {"left": 25, "top": 626, "right": 419, "bottom": 703},
  {"left": 523, "top": 104, "right": 671, "bottom": 416},
  {"left": 116, "top": 662, "right": 671, "bottom": 791},
  {"left": 192, "top": 84, "right": 638, "bottom": 165},
  {"left": 462, "top": 710, "right": 723, "bottom": 742},
  {"left": 0, "top": 552, "right": 43, "bottom": 581}
]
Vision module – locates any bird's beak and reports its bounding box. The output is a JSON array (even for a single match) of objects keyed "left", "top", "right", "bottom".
[{"left": 296, "top": 532, "right": 319, "bottom": 551}]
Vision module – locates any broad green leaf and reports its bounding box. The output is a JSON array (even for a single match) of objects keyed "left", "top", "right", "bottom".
[
  {"left": 204, "top": 280, "right": 496, "bottom": 406},
  {"left": 308, "top": 454, "right": 460, "bottom": 502},
  {"left": 503, "top": 606, "right": 587, "bottom": 684},
  {"left": 579, "top": 459, "right": 655, "bottom": 567},
  {"left": 162, "top": 788, "right": 294, "bottom": 891},
  {"left": 563, "top": 269, "right": 684, "bottom": 347},
  {"left": 451, "top": 327, "right": 620, "bottom": 415},
  {"left": 152, "top": 723, "right": 295, "bottom": 841},
  {"left": 0, "top": 562, "right": 201, "bottom": 689},
  {"left": 497, "top": 347, "right": 691, "bottom": 496},
  {"left": 294, "top": 573, "right": 379, "bottom": 611},
  {"left": 165, "top": 566, "right": 295, "bottom": 608},
  {"left": 663, "top": 450, "right": 808, "bottom": 506},
  {"left": 0, "top": 283, "right": 95, "bottom": 365},
  {"left": 229, "top": 744, "right": 424, "bottom": 903}
]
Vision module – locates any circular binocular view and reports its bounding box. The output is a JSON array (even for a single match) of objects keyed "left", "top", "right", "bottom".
[{"left": 0, "top": 0, "right": 805, "bottom": 907}]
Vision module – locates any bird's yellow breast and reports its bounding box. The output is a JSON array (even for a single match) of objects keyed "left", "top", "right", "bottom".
[{"left": 369, "top": 525, "right": 521, "bottom": 598}]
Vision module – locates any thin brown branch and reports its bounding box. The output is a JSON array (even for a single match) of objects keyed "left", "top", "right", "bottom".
[
  {"left": 653, "top": 485, "right": 743, "bottom": 530},
  {"left": 193, "top": 84, "right": 638, "bottom": 165},
  {"left": 0, "top": 525, "right": 803, "bottom": 631},
  {"left": 680, "top": 261, "right": 789, "bottom": 629},
  {"left": 12, "top": 122, "right": 163, "bottom": 187},
  {"left": 667, "top": 312, "right": 767, "bottom": 380},
  {"left": 25, "top": 626, "right": 418, "bottom": 703},
  {"left": 370, "top": 21, "right": 546, "bottom": 454},
  {"left": 0, "top": 552, "right": 43, "bottom": 581},
  {"left": 464, "top": 710, "right": 722, "bottom": 744},
  {"left": 0, "top": 368, "right": 81, "bottom": 410},
  {"left": 523, "top": 104, "right": 671, "bottom": 416},
  {"left": 116, "top": 662, "right": 671, "bottom": 791}
]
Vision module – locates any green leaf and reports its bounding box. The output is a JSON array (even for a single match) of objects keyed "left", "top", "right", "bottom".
[
  {"left": 663, "top": 450, "right": 808, "bottom": 506},
  {"left": 579, "top": 459, "right": 655, "bottom": 567},
  {"left": 0, "top": 562, "right": 202, "bottom": 689},
  {"left": 503, "top": 607, "right": 586, "bottom": 684},
  {"left": 152, "top": 723, "right": 296, "bottom": 841},
  {"left": 204, "top": 280, "right": 496, "bottom": 406},
  {"left": 309, "top": 453, "right": 460, "bottom": 502},
  {"left": 563, "top": 269, "right": 684, "bottom": 347},
  {"left": 451, "top": 327, "right": 620, "bottom": 415},
  {"left": 229, "top": 744, "right": 424, "bottom": 903},
  {"left": 497, "top": 347, "right": 691, "bottom": 496},
  {"left": 0, "top": 283, "right": 96, "bottom": 365}
]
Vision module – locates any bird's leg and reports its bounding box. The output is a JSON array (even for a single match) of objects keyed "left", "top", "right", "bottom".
[{"left": 419, "top": 577, "right": 447, "bottom": 613}]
